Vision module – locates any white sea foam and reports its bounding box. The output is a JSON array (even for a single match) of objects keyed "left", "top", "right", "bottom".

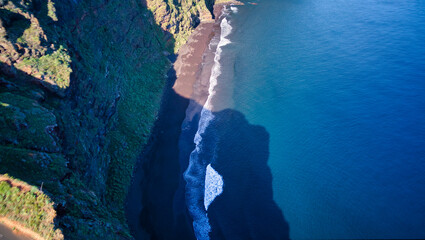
[
  {"left": 183, "top": 10, "right": 233, "bottom": 240},
  {"left": 204, "top": 164, "right": 224, "bottom": 210},
  {"left": 230, "top": 6, "right": 238, "bottom": 13}
]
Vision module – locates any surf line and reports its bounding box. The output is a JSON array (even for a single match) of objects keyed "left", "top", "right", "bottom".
[{"left": 183, "top": 6, "right": 235, "bottom": 240}]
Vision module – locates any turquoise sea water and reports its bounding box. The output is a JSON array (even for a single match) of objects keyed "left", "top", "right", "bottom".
[{"left": 186, "top": 0, "right": 425, "bottom": 239}]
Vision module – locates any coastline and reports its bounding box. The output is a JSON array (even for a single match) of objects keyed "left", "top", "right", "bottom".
[
  {"left": 125, "top": 4, "right": 231, "bottom": 239},
  {"left": 0, "top": 219, "right": 39, "bottom": 240}
]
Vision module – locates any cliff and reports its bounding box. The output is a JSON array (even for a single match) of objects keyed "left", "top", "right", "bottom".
[{"left": 0, "top": 0, "right": 216, "bottom": 239}]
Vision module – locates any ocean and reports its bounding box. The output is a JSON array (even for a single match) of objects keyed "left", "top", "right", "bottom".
[{"left": 183, "top": 0, "right": 425, "bottom": 239}]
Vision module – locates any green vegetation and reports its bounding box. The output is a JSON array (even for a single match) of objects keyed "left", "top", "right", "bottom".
[
  {"left": 1, "top": 0, "right": 71, "bottom": 90},
  {"left": 0, "top": 174, "right": 63, "bottom": 240},
  {"left": 47, "top": 0, "right": 58, "bottom": 22},
  {"left": 16, "top": 21, "right": 42, "bottom": 48},
  {"left": 0, "top": 146, "right": 66, "bottom": 183},
  {"left": 0, "top": 92, "right": 61, "bottom": 152},
  {"left": 146, "top": 0, "right": 214, "bottom": 51},
  {"left": 17, "top": 46, "right": 72, "bottom": 88}
]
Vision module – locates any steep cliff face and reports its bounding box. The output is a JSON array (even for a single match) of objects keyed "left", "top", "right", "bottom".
[
  {"left": 0, "top": 0, "right": 213, "bottom": 239},
  {"left": 146, "top": 0, "right": 215, "bottom": 50}
]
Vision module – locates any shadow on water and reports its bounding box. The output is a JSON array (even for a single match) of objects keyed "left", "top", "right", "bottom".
[
  {"left": 126, "top": 60, "right": 290, "bottom": 239},
  {"left": 207, "top": 110, "right": 289, "bottom": 240}
]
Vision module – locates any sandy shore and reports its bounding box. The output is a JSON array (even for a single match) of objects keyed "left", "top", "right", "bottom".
[
  {"left": 0, "top": 221, "right": 36, "bottom": 240},
  {"left": 173, "top": 3, "right": 230, "bottom": 102},
  {"left": 125, "top": 4, "right": 229, "bottom": 240},
  {"left": 172, "top": 22, "right": 215, "bottom": 100}
]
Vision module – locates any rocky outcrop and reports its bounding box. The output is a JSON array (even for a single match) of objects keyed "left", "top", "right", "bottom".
[{"left": 146, "top": 0, "right": 214, "bottom": 50}]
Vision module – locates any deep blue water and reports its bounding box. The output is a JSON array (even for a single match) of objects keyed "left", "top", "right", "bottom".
[{"left": 185, "top": 0, "right": 425, "bottom": 239}]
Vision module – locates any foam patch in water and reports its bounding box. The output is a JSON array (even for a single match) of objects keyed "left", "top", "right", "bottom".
[{"left": 204, "top": 164, "right": 224, "bottom": 211}]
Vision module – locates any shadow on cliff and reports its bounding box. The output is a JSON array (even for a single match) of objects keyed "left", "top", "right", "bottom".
[
  {"left": 0, "top": 8, "right": 31, "bottom": 44},
  {"left": 126, "top": 56, "right": 197, "bottom": 240},
  {"left": 0, "top": 62, "right": 67, "bottom": 238},
  {"left": 126, "top": 60, "right": 290, "bottom": 240},
  {"left": 0, "top": 60, "right": 66, "bottom": 98}
]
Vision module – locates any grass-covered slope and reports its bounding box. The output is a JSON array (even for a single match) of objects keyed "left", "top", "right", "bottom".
[{"left": 0, "top": 174, "right": 64, "bottom": 240}]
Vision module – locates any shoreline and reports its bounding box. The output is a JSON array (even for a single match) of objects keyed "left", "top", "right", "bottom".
[
  {"left": 0, "top": 219, "right": 40, "bottom": 240},
  {"left": 125, "top": 4, "right": 230, "bottom": 239}
]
